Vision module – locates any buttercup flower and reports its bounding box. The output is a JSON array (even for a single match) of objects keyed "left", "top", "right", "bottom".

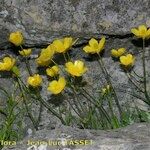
[
  {"left": 83, "top": 37, "right": 105, "bottom": 54},
  {"left": 9, "top": 31, "right": 24, "bottom": 46},
  {"left": 120, "top": 54, "right": 135, "bottom": 68},
  {"left": 65, "top": 60, "right": 87, "bottom": 77},
  {"left": 111, "top": 48, "right": 126, "bottom": 58},
  {"left": 52, "top": 37, "right": 73, "bottom": 53},
  {"left": 47, "top": 77, "right": 66, "bottom": 94},
  {"left": 131, "top": 25, "right": 150, "bottom": 39},
  {"left": 46, "top": 66, "right": 59, "bottom": 77},
  {"left": 102, "top": 85, "right": 110, "bottom": 95},
  {"left": 0, "top": 57, "right": 16, "bottom": 71},
  {"left": 36, "top": 44, "right": 55, "bottom": 66},
  {"left": 27, "top": 74, "right": 42, "bottom": 87},
  {"left": 19, "top": 49, "right": 32, "bottom": 57}
]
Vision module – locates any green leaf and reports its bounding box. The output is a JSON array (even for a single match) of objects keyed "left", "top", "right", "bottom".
[{"left": 11, "top": 66, "right": 20, "bottom": 77}]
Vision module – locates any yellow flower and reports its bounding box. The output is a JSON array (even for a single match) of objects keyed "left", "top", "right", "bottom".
[
  {"left": 36, "top": 44, "right": 54, "bottom": 66},
  {"left": 83, "top": 37, "right": 105, "bottom": 54},
  {"left": 111, "top": 48, "right": 126, "bottom": 58},
  {"left": 131, "top": 25, "right": 150, "bottom": 39},
  {"left": 19, "top": 49, "right": 32, "bottom": 57},
  {"left": 102, "top": 85, "right": 110, "bottom": 95},
  {"left": 65, "top": 60, "right": 87, "bottom": 77},
  {"left": 47, "top": 77, "right": 66, "bottom": 94},
  {"left": 27, "top": 74, "right": 42, "bottom": 87},
  {"left": 0, "top": 57, "right": 16, "bottom": 71},
  {"left": 52, "top": 37, "right": 73, "bottom": 53},
  {"left": 9, "top": 31, "right": 24, "bottom": 46},
  {"left": 120, "top": 54, "right": 135, "bottom": 67},
  {"left": 46, "top": 66, "right": 59, "bottom": 77}
]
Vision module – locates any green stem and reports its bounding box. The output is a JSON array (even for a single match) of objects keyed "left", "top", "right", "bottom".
[
  {"left": 66, "top": 52, "right": 71, "bottom": 61},
  {"left": 142, "top": 39, "right": 149, "bottom": 100},
  {"left": 63, "top": 90, "right": 83, "bottom": 120},
  {"left": 63, "top": 53, "right": 67, "bottom": 62},
  {"left": 97, "top": 54, "right": 123, "bottom": 118},
  {"left": 67, "top": 83, "right": 85, "bottom": 117},
  {"left": 17, "top": 78, "right": 38, "bottom": 130},
  {"left": 72, "top": 81, "right": 86, "bottom": 113},
  {"left": 20, "top": 45, "right": 32, "bottom": 76},
  {"left": 0, "top": 109, "right": 7, "bottom": 117},
  {"left": 81, "top": 88, "right": 112, "bottom": 126},
  {"left": 126, "top": 72, "right": 144, "bottom": 93},
  {"left": 37, "top": 102, "right": 43, "bottom": 126},
  {"left": 25, "top": 57, "right": 32, "bottom": 76},
  {"left": 35, "top": 89, "right": 66, "bottom": 125},
  {"left": 107, "top": 94, "right": 119, "bottom": 128}
]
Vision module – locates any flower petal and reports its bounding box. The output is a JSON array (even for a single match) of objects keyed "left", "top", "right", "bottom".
[
  {"left": 89, "top": 38, "right": 98, "bottom": 47},
  {"left": 138, "top": 25, "right": 147, "bottom": 32},
  {"left": 131, "top": 28, "right": 139, "bottom": 37},
  {"left": 98, "top": 37, "right": 105, "bottom": 49},
  {"left": 64, "top": 37, "right": 73, "bottom": 49}
]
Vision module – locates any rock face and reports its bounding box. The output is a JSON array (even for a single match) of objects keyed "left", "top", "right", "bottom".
[
  {"left": 0, "top": 1, "right": 150, "bottom": 150},
  {"left": 0, "top": 0, "right": 150, "bottom": 47},
  {"left": 2, "top": 123, "right": 150, "bottom": 150}
]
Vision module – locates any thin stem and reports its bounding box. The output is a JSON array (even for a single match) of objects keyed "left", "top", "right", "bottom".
[
  {"left": 72, "top": 79, "right": 87, "bottom": 113},
  {"left": 97, "top": 54, "right": 123, "bottom": 117},
  {"left": 142, "top": 39, "right": 149, "bottom": 100},
  {"left": 20, "top": 45, "right": 32, "bottom": 76},
  {"left": 35, "top": 89, "right": 66, "bottom": 124},
  {"left": 63, "top": 53, "right": 67, "bottom": 62},
  {"left": 67, "top": 83, "right": 85, "bottom": 116},
  {"left": 126, "top": 72, "right": 144, "bottom": 93},
  {"left": 0, "top": 109, "right": 7, "bottom": 117},
  {"left": 64, "top": 90, "right": 83, "bottom": 119},
  {"left": 81, "top": 88, "right": 112, "bottom": 126},
  {"left": 107, "top": 94, "right": 120, "bottom": 128},
  {"left": 66, "top": 52, "right": 71, "bottom": 61},
  {"left": 115, "top": 88, "right": 145, "bottom": 101},
  {"left": 25, "top": 57, "right": 32, "bottom": 76},
  {"left": 51, "top": 59, "right": 66, "bottom": 75},
  {"left": 17, "top": 78, "right": 38, "bottom": 130},
  {"left": 132, "top": 70, "right": 143, "bottom": 79},
  {"left": 37, "top": 102, "right": 43, "bottom": 126}
]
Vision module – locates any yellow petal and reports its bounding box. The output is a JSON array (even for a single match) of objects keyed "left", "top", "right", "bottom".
[
  {"left": 146, "top": 28, "right": 150, "bottom": 39},
  {"left": 83, "top": 46, "right": 95, "bottom": 53},
  {"left": 53, "top": 40, "right": 65, "bottom": 53},
  {"left": 19, "top": 49, "right": 32, "bottom": 56},
  {"left": 65, "top": 60, "right": 87, "bottom": 77},
  {"left": 9, "top": 31, "right": 24, "bottom": 46},
  {"left": 46, "top": 66, "right": 59, "bottom": 77},
  {"left": 98, "top": 37, "right": 105, "bottom": 49},
  {"left": 131, "top": 28, "right": 140, "bottom": 37},
  {"left": 0, "top": 63, "right": 5, "bottom": 71},
  {"left": 74, "top": 60, "right": 84, "bottom": 68},
  {"left": 58, "top": 77, "right": 66, "bottom": 88},
  {"left": 46, "top": 68, "right": 55, "bottom": 77},
  {"left": 138, "top": 25, "right": 147, "bottom": 32},
  {"left": 111, "top": 49, "right": 118, "bottom": 57},
  {"left": 89, "top": 38, "right": 98, "bottom": 47},
  {"left": 65, "top": 62, "right": 73, "bottom": 68},
  {"left": 27, "top": 74, "right": 42, "bottom": 87},
  {"left": 64, "top": 37, "right": 73, "bottom": 49},
  {"left": 120, "top": 54, "right": 134, "bottom": 66},
  {"left": 47, "top": 77, "right": 66, "bottom": 94}
]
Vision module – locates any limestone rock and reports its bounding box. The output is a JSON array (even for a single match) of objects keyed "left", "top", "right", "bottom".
[
  {"left": 2, "top": 123, "right": 150, "bottom": 150},
  {"left": 0, "top": 0, "right": 150, "bottom": 48}
]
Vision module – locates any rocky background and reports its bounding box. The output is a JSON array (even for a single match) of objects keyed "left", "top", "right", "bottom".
[{"left": 0, "top": 0, "right": 150, "bottom": 150}]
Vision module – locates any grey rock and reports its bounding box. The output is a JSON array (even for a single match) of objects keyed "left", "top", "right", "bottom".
[
  {"left": 0, "top": 36, "right": 150, "bottom": 133},
  {"left": 2, "top": 123, "right": 150, "bottom": 150},
  {"left": 0, "top": 1, "right": 150, "bottom": 149},
  {"left": 0, "top": 0, "right": 150, "bottom": 48}
]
